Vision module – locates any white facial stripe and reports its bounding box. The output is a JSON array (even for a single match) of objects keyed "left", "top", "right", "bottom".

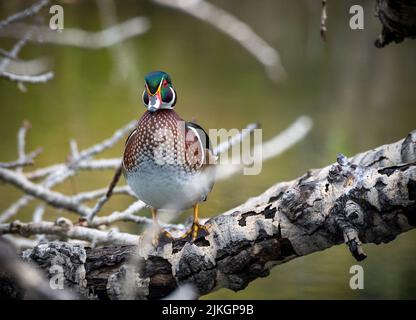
[
  {"left": 169, "top": 87, "right": 176, "bottom": 105},
  {"left": 159, "top": 87, "right": 175, "bottom": 110},
  {"left": 142, "top": 89, "right": 148, "bottom": 106}
]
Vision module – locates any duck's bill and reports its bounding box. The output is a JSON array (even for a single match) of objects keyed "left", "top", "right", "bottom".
[{"left": 148, "top": 94, "right": 161, "bottom": 112}]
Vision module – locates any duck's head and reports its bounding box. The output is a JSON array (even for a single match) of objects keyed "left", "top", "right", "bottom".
[{"left": 142, "top": 71, "right": 177, "bottom": 112}]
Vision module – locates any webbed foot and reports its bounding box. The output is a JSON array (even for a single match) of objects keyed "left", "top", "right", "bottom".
[{"left": 181, "top": 222, "right": 209, "bottom": 242}]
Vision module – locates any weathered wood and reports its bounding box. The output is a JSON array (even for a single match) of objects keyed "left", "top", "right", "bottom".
[
  {"left": 2, "top": 130, "right": 416, "bottom": 300},
  {"left": 375, "top": 0, "right": 416, "bottom": 47}
]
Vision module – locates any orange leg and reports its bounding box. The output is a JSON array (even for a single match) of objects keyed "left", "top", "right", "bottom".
[
  {"left": 181, "top": 204, "right": 209, "bottom": 241},
  {"left": 149, "top": 208, "right": 172, "bottom": 246}
]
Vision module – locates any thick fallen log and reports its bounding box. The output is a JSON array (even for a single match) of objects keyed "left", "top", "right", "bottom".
[{"left": 1, "top": 130, "right": 415, "bottom": 299}]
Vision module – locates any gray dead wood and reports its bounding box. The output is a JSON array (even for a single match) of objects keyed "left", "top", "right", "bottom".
[{"left": 375, "top": 0, "right": 416, "bottom": 47}]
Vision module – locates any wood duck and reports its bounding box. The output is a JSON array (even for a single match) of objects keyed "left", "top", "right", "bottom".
[{"left": 123, "top": 71, "right": 216, "bottom": 244}]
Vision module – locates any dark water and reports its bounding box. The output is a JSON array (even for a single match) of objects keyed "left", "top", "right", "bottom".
[{"left": 0, "top": 0, "right": 415, "bottom": 299}]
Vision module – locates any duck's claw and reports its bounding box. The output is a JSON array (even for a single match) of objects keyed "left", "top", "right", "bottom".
[
  {"left": 181, "top": 222, "right": 209, "bottom": 242},
  {"left": 143, "top": 228, "right": 173, "bottom": 247},
  {"left": 156, "top": 230, "right": 173, "bottom": 247}
]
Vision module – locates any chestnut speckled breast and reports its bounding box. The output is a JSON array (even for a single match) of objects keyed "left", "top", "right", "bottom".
[{"left": 123, "top": 110, "right": 215, "bottom": 211}]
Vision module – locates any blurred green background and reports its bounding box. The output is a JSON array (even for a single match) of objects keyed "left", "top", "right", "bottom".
[{"left": 0, "top": 0, "right": 415, "bottom": 299}]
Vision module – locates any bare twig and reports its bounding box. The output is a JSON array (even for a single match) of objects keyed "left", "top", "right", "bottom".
[
  {"left": 216, "top": 116, "right": 313, "bottom": 180},
  {"left": 0, "top": 17, "right": 150, "bottom": 49},
  {"left": 0, "top": 47, "right": 17, "bottom": 59},
  {"left": 320, "top": 0, "right": 327, "bottom": 40},
  {"left": 213, "top": 123, "right": 259, "bottom": 156},
  {"left": 0, "top": 219, "right": 138, "bottom": 246},
  {"left": 0, "top": 147, "right": 42, "bottom": 169},
  {"left": 1, "top": 234, "right": 39, "bottom": 250},
  {"left": 96, "top": 0, "right": 140, "bottom": 83},
  {"left": 2, "top": 56, "right": 52, "bottom": 76},
  {"left": 75, "top": 120, "right": 136, "bottom": 162},
  {"left": 88, "top": 200, "right": 150, "bottom": 228},
  {"left": 32, "top": 205, "right": 46, "bottom": 241},
  {"left": 153, "top": 0, "right": 285, "bottom": 81},
  {"left": 0, "top": 121, "right": 43, "bottom": 169},
  {"left": 0, "top": 0, "right": 50, "bottom": 30},
  {"left": 0, "top": 167, "right": 91, "bottom": 217},
  {"left": 77, "top": 159, "right": 121, "bottom": 170},
  {"left": 32, "top": 206, "right": 45, "bottom": 223},
  {"left": 73, "top": 185, "right": 135, "bottom": 203},
  {"left": 0, "top": 22, "right": 53, "bottom": 85},
  {"left": 86, "top": 164, "right": 124, "bottom": 221},
  {"left": 16, "top": 120, "right": 31, "bottom": 173},
  {"left": 0, "top": 28, "right": 34, "bottom": 73},
  {"left": 0, "top": 70, "right": 54, "bottom": 83},
  {"left": 0, "top": 120, "right": 136, "bottom": 223},
  {"left": 25, "top": 164, "right": 63, "bottom": 181},
  {"left": 106, "top": 165, "right": 123, "bottom": 199}
]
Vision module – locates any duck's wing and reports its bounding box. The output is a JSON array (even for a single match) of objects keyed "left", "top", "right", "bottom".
[
  {"left": 122, "top": 128, "right": 138, "bottom": 171},
  {"left": 185, "top": 121, "right": 216, "bottom": 168},
  {"left": 185, "top": 121, "right": 216, "bottom": 201}
]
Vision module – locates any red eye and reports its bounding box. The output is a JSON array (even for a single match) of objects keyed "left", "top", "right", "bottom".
[{"left": 163, "top": 80, "right": 168, "bottom": 88}]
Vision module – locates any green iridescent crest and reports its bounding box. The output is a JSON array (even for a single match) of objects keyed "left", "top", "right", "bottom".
[{"left": 144, "top": 71, "right": 172, "bottom": 94}]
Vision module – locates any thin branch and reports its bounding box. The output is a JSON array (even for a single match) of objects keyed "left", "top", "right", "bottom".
[
  {"left": 2, "top": 56, "right": 52, "bottom": 76},
  {"left": 320, "top": 0, "right": 327, "bottom": 40},
  {"left": 73, "top": 185, "right": 135, "bottom": 203},
  {"left": 0, "top": 219, "right": 138, "bottom": 246},
  {"left": 0, "top": 17, "right": 150, "bottom": 49},
  {"left": 88, "top": 200, "right": 150, "bottom": 228},
  {"left": 69, "top": 139, "right": 80, "bottom": 160},
  {"left": 0, "top": 147, "right": 42, "bottom": 169},
  {"left": 0, "top": 120, "right": 136, "bottom": 223},
  {"left": 17, "top": 121, "right": 29, "bottom": 165},
  {"left": 0, "top": 28, "right": 34, "bottom": 73},
  {"left": 96, "top": 0, "right": 140, "bottom": 83},
  {"left": 0, "top": 0, "right": 50, "bottom": 30},
  {"left": 153, "top": 0, "right": 285, "bottom": 81},
  {"left": 25, "top": 164, "right": 63, "bottom": 181},
  {"left": 0, "top": 167, "right": 142, "bottom": 226},
  {"left": 0, "top": 47, "right": 17, "bottom": 59},
  {"left": 32, "top": 205, "right": 45, "bottom": 241},
  {"left": 76, "top": 120, "right": 136, "bottom": 161},
  {"left": 0, "top": 70, "right": 54, "bottom": 83},
  {"left": 0, "top": 167, "right": 91, "bottom": 217},
  {"left": 16, "top": 120, "right": 30, "bottom": 174},
  {"left": 86, "top": 164, "right": 124, "bottom": 221},
  {"left": 1, "top": 234, "right": 39, "bottom": 250},
  {"left": 0, "top": 24, "right": 53, "bottom": 85},
  {"left": 0, "top": 121, "right": 42, "bottom": 169},
  {"left": 78, "top": 159, "right": 121, "bottom": 170},
  {"left": 216, "top": 116, "right": 313, "bottom": 180},
  {"left": 213, "top": 123, "right": 259, "bottom": 156}
]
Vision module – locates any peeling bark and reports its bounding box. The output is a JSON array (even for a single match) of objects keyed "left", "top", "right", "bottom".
[
  {"left": 375, "top": 0, "right": 416, "bottom": 47},
  {"left": 2, "top": 130, "right": 416, "bottom": 300}
]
